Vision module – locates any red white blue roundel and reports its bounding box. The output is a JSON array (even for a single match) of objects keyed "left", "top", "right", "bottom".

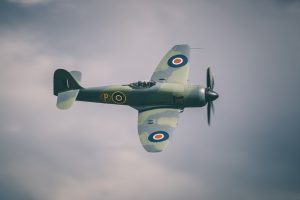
[
  {"left": 167, "top": 54, "right": 188, "bottom": 68},
  {"left": 148, "top": 131, "right": 169, "bottom": 142}
]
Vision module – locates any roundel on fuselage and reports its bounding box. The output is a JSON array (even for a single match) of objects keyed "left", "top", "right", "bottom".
[
  {"left": 167, "top": 54, "right": 188, "bottom": 68},
  {"left": 112, "top": 91, "right": 126, "bottom": 104}
]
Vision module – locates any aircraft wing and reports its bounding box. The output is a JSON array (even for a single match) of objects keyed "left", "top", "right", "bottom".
[
  {"left": 150, "top": 44, "right": 190, "bottom": 84},
  {"left": 137, "top": 108, "right": 181, "bottom": 152}
]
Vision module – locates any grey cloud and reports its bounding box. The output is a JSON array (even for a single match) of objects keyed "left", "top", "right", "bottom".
[{"left": 1, "top": 0, "right": 300, "bottom": 200}]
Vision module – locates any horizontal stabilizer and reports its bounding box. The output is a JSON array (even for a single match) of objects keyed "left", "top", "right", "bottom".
[
  {"left": 70, "top": 71, "right": 82, "bottom": 82},
  {"left": 57, "top": 89, "right": 79, "bottom": 110}
]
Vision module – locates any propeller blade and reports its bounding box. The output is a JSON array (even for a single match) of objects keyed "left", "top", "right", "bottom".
[
  {"left": 205, "top": 67, "right": 218, "bottom": 126},
  {"left": 207, "top": 102, "right": 211, "bottom": 125},
  {"left": 206, "top": 67, "right": 212, "bottom": 88}
]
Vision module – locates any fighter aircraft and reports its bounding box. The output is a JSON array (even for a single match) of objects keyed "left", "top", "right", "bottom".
[{"left": 53, "top": 44, "right": 219, "bottom": 152}]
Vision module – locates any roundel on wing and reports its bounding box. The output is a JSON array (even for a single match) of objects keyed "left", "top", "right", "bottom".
[
  {"left": 167, "top": 54, "right": 188, "bottom": 68},
  {"left": 112, "top": 91, "right": 126, "bottom": 104},
  {"left": 148, "top": 131, "right": 169, "bottom": 142}
]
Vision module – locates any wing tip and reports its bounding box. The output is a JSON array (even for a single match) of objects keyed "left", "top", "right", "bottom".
[
  {"left": 142, "top": 143, "right": 168, "bottom": 153},
  {"left": 143, "top": 146, "right": 164, "bottom": 153},
  {"left": 173, "top": 44, "right": 190, "bottom": 52}
]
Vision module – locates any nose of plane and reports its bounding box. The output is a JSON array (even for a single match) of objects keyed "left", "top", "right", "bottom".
[{"left": 205, "top": 90, "right": 219, "bottom": 102}]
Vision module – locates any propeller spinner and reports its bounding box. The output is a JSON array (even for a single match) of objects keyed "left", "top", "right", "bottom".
[{"left": 205, "top": 67, "right": 219, "bottom": 125}]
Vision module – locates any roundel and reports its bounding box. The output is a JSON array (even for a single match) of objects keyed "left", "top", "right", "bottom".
[
  {"left": 167, "top": 54, "right": 188, "bottom": 68},
  {"left": 148, "top": 131, "right": 169, "bottom": 142},
  {"left": 112, "top": 91, "right": 126, "bottom": 104}
]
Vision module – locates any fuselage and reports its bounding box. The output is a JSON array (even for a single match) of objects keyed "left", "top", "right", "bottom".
[{"left": 76, "top": 82, "right": 207, "bottom": 110}]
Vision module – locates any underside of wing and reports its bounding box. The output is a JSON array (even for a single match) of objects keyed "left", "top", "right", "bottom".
[
  {"left": 151, "top": 44, "right": 190, "bottom": 84},
  {"left": 137, "top": 108, "right": 180, "bottom": 152}
]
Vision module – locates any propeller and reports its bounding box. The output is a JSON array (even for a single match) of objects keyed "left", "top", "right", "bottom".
[{"left": 205, "top": 67, "right": 219, "bottom": 125}]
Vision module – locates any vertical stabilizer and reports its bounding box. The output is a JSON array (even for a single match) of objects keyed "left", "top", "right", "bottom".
[{"left": 53, "top": 69, "right": 83, "bottom": 109}]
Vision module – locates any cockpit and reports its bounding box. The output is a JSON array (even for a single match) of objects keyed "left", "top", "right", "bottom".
[{"left": 129, "top": 81, "right": 156, "bottom": 89}]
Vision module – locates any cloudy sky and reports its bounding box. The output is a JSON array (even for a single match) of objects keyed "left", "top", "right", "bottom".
[{"left": 1, "top": 0, "right": 300, "bottom": 199}]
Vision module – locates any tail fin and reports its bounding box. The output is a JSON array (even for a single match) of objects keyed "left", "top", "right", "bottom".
[
  {"left": 53, "top": 69, "right": 83, "bottom": 110},
  {"left": 53, "top": 69, "right": 82, "bottom": 95}
]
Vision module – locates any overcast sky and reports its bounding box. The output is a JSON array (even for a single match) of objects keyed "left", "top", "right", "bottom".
[{"left": 1, "top": 0, "right": 300, "bottom": 200}]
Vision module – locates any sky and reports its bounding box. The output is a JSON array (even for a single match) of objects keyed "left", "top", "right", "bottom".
[{"left": 1, "top": 0, "right": 300, "bottom": 199}]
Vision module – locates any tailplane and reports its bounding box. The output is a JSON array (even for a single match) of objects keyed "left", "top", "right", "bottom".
[{"left": 53, "top": 69, "right": 83, "bottom": 110}]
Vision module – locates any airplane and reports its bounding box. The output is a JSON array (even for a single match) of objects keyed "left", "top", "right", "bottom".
[{"left": 53, "top": 44, "right": 219, "bottom": 152}]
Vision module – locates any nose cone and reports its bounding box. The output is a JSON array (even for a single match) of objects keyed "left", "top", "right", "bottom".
[{"left": 206, "top": 90, "right": 219, "bottom": 102}]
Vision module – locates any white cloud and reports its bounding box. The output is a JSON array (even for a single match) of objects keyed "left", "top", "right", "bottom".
[
  {"left": 49, "top": 151, "right": 202, "bottom": 200},
  {"left": 0, "top": 33, "right": 68, "bottom": 106},
  {"left": 7, "top": 0, "right": 49, "bottom": 6}
]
